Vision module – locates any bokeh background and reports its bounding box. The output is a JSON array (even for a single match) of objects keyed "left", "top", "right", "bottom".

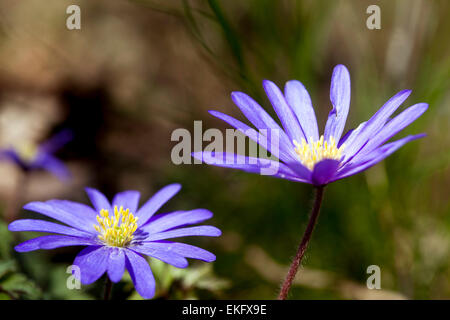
[{"left": 0, "top": 0, "right": 449, "bottom": 299}]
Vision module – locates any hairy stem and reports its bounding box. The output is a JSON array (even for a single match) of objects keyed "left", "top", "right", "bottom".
[{"left": 278, "top": 186, "right": 325, "bottom": 300}]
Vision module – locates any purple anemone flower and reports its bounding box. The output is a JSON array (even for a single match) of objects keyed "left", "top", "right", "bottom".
[
  {"left": 8, "top": 184, "right": 221, "bottom": 299},
  {"left": 192, "top": 65, "right": 427, "bottom": 186},
  {"left": 0, "top": 129, "right": 73, "bottom": 181}
]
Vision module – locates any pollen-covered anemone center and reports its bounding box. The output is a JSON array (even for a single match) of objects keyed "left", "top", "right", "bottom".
[
  {"left": 293, "top": 135, "right": 344, "bottom": 171},
  {"left": 94, "top": 206, "right": 138, "bottom": 247}
]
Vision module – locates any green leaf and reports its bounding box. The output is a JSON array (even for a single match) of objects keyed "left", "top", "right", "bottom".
[
  {"left": 0, "top": 220, "right": 13, "bottom": 259},
  {"left": 0, "top": 260, "right": 17, "bottom": 279},
  {"left": 0, "top": 273, "right": 41, "bottom": 299}
]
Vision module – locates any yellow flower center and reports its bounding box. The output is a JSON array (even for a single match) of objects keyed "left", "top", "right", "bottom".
[
  {"left": 94, "top": 206, "right": 139, "bottom": 247},
  {"left": 16, "top": 143, "right": 38, "bottom": 162},
  {"left": 293, "top": 135, "right": 344, "bottom": 171}
]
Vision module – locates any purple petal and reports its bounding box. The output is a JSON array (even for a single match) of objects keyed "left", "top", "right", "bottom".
[
  {"left": 45, "top": 199, "right": 97, "bottom": 232},
  {"left": 338, "top": 128, "right": 355, "bottom": 148},
  {"left": 39, "top": 129, "right": 74, "bottom": 154},
  {"left": 23, "top": 202, "right": 96, "bottom": 233},
  {"left": 144, "top": 226, "right": 222, "bottom": 241},
  {"left": 324, "top": 65, "right": 351, "bottom": 142},
  {"left": 341, "top": 90, "right": 411, "bottom": 161},
  {"left": 351, "top": 103, "right": 428, "bottom": 162},
  {"left": 112, "top": 191, "right": 140, "bottom": 213},
  {"left": 209, "top": 110, "right": 298, "bottom": 164},
  {"left": 284, "top": 80, "right": 319, "bottom": 142},
  {"left": 0, "top": 148, "right": 11, "bottom": 160},
  {"left": 33, "top": 153, "right": 71, "bottom": 181},
  {"left": 282, "top": 159, "right": 313, "bottom": 183},
  {"left": 131, "top": 244, "right": 188, "bottom": 268},
  {"left": 263, "top": 80, "right": 306, "bottom": 142},
  {"left": 0, "top": 148, "right": 29, "bottom": 169},
  {"left": 136, "top": 184, "right": 181, "bottom": 226},
  {"left": 45, "top": 199, "right": 97, "bottom": 217},
  {"left": 85, "top": 188, "right": 112, "bottom": 213},
  {"left": 338, "top": 121, "right": 366, "bottom": 149},
  {"left": 311, "top": 159, "right": 340, "bottom": 186},
  {"left": 125, "top": 249, "right": 155, "bottom": 299},
  {"left": 191, "top": 152, "right": 310, "bottom": 182},
  {"left": 230, "top": 91, "right": 294, "bottom": 151},
  {"left": 334, "top": 134, "right": 425, "bottom": 180},
  {"left": 15, "top": 235, "right": 96, "bottom": 252},
  {"left": 73, "top": 246, "right": 109, "bottom": 285},
  {"left": 107, "top": 247, "right": 126, "bottom": 283},
  {"left": 146, "top": 241, "right": 216, "bottom": 262},
  {"left": 141, "top": 209, "right": 213, "bottom": 234},
  {"left": 8, "top": 219, "right": 92, "bottom": 238}
]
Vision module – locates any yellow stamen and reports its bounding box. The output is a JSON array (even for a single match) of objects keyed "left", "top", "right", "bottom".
[
  {"left": 93, "top": 206, "right": 139, "bottom": 247},
  {"left": 293, "top": 135, "right": 344, "bottom": 171}
]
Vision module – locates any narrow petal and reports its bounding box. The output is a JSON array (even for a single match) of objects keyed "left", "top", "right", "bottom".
[
  {"left": 282, "top": 159, "right": 313, "bottom": 183},
  {"left": 141, "top": 209, "right": 213, "bottom": 234},
  {"left": 351, "top": 103, "right": 428, "bottom": 162},
  {"left": 146, "top": 241, "right": 216, "bottom": 262},
  {"left": 209, "top": 110, "right": 298, "bottom": 164},
  {"left": 45, "top": 199, "right": 97, "bottom": 217},
  {"left": 112, "top": 191, "right": 140, "bottom": 213},
  {"left": 136, "top": 184, "right": 181, "bottom": 226},
  {"left": 338, "top": 128, "right": 355, "bottom": 148},
  {"left": 15, "top": 235, "right": 96, "bottom": 252},
  {"left": 34, "top": 153, "right": 71, "bottom": 181},
  {"left": 125, "top": 249, "right": 155, "bottom": 299},
  {"left": 342, "top": 89, "right": 412, "bottom": 161},
  {"left": 85, "top": 188, "right": 112, "bottom": 213},
  {"left": 191, "top": 152, "right": 310, "bottom": 182},
  {"left": 284, "top": 80, "right": 319, "bottom": 142},
  {"left": 107, "top": 247, "right": 126, "bottom": 283},
  {"left": 263, "top": 80, "right": 306, "bottom": 142},
  {"left": 0, "top": 148, "right": 29, "bottom": 170},
  {"left": 144, "top": 226, "right": 221, "bottom": 241},
  {"left": 0, "top": 148, "right": 12, "bottom": 160},
  {"left": 23, "top": 202, "right": 96, "bottom": 233},
  {"left": 311, "top": 159, "right": 340, "bottom": 186},
  {"left": 8, "top": 219, "right": 92, "bottom": 238},
  {"left": 338, "top": 121, "right": 366, "bottom": 149},
  {"left": 5, "top": 148, "right": 26, "bottom": 164},
  {"left": 334, "top": 134, "right": 425, "bottom": 180},
  {"left": 39, "top": 129, "right": 74, "bottom": 154},
  {"left": 44, "top": 199, "right": 97, "bottom": 232},
  {"left": 230, "top": 91, "right": 295, "bottom": 151},
  {"left": 132, "top": 244, "right": 188, "bottom": 268},
  {"left": 324, "top": 65, "right": 351, "bottom": 141},
  {"left": 73, "top": 246, "right": 109, "bottom": 285}
]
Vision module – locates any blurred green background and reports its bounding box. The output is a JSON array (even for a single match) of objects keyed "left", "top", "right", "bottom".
[{"left": 0, "top": 0, "right": 449, "bottom": 299}]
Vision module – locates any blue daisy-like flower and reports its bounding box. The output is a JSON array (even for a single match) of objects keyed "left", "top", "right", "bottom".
[
  {"left": 193, "top": 65, "right": 427, "bottom": 186},
  {"left": 0, "top": 129, "right": 73, "bottom": 181},
  {"left": 8, "top": 184, "right": 221, "bottom": 299}
]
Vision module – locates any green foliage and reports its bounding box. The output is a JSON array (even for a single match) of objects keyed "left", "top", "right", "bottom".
[
  {"left": 0, "top": 221, "right": 41, "bottom": 300},
  {"left": 126, "top": 258, "right": 230, "bottom": 300}
]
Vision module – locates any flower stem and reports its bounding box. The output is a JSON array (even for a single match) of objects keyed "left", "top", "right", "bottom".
[
  {"left": 278, "top": 186, "right": 325, "bottom": 300},
  {"left": 104, "top": 277, "right": 112, "bottom": 300}
]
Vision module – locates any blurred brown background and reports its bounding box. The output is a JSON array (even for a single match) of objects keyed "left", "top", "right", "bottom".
[{"left": 0, "top": 0, "right": 449, "bottom": 299}]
